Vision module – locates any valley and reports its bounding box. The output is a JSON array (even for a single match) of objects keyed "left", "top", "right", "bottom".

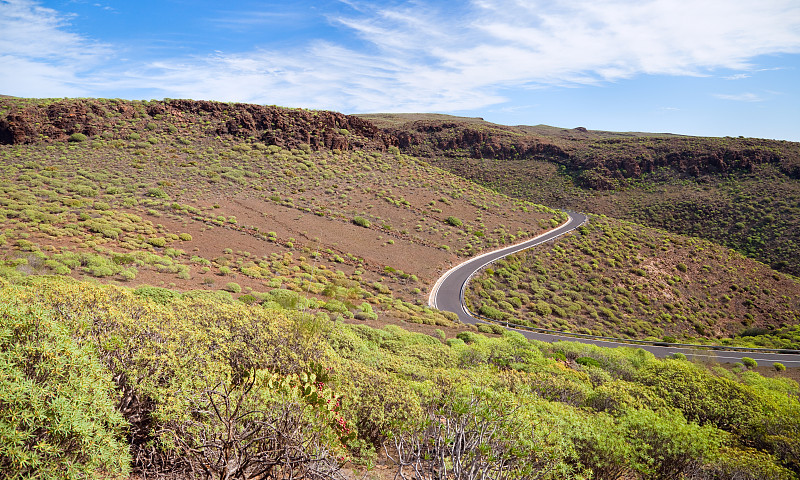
[{"left": 1, "top": 97, "right": 799, "bottom": 480}]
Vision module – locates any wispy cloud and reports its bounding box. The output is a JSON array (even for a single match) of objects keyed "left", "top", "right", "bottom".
[
  {"left": 209, "top": 10, "right": 306, "bottom": 31},
  {"left": 2, "top": 0, "right": 800, "bottom": 112},
  {"left": 134, "top": 0, "right": 800, "bottom": 111},
  {"left": 0, "top": 0, "right": 111, "bottom": 96},
  {"left": 714, "top": 92, "right": 766, "bottom": 102}
]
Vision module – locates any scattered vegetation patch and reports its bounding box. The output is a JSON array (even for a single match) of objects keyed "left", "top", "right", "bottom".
[{"left": 466, "top": 215, "right": 800, "bottom": 348}]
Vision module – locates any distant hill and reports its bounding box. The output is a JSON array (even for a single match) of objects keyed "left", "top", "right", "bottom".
[
  {"left": 0, "top": 97, "right": 563, "bottom": 328},
  {"left": 0, "top": 97, "right": 797, "bottom": 348},
  {"left": 360, "top": 113, "right": 800, "bottom": 276}
]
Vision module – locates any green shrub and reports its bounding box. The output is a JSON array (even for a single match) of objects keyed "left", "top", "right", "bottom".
[
  {"left": 0, "top": 298, "right": 130, "bottom": 479},
  {"left": 741, "top": 357, "right": 758, "bottom": 369},
  {"left": 147, "top": 237, "right": 167, "bottom": 248},
  {"left": 67, "top": 132, "right": 87, "bottom": 142},
  {"left": 120, "top": 268, "right": 137, "bottom": 281},
  {"left": 145, "top": 187, "right": 168, "bottom": 199},
  {"left": 269, "top": 288, "right": 305, "bottom": 310},
  {"left": 322, "top": 299, "right": 349, "bottom": 314},
  {"left": 133, "top": 285, "right": 181, "bottom": 304},
  {"left": 352, "top": 216, "right": 371, "bottom": 228},
  {"left": 773, "top": 362, "right": 786, "bottom": 372},
  {"left": 445, "top": 216, "right": 463, "bottom": 227},
  {"left": 356, "top": 302, "right": 378, "bottom": 321},
  {"left": 621, "top": 408, "right": 723, "bottom": 480},
  {"left": 576, "top": 356, "right": 602, "bottom": 368},
  {"left": 224, "top": 282, "right": 242, "bottom": 293},
  {"left": 703, "top": 446, "right": 795, "bottom": 480},
  {"left": 477, "top": 324, "right": 494, "bottom": 334},
  {"left": 532, "top": 300, "right": 552, "bottom": 316},
  {"left": 478, "top": 305, "right": 505, "bottom": 321},
  {"left": 237, "top": 294, "right": 258, "bottom": 305}
]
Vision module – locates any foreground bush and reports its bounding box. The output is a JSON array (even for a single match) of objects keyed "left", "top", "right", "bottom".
[
  {"left": 2, "top": 277, "right": 798, "bottom": 479},
  {"left": 0, "top": 294, "right": 130, "bottom": 479},
  {"left": 9, "top": 277, "right": 342, "bottom": 478}
]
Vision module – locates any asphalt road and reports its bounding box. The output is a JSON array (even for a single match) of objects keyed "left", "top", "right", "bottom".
[{"left": 429, "top": 211, "right": 800, "bottom": 367}]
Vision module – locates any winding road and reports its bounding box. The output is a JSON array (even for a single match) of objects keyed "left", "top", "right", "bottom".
[{"left": 430, "top": 211, "right": 800, "bottom": 367}]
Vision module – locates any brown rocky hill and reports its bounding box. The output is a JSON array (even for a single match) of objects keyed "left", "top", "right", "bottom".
[
  {"left": 359, "top": 113, "right": 800, "bottom": 188},
  {"left": 0, "top": 98, "right": 395, "bottom": 151},
  {"left": 5, "top": 101, "right": 796, "bottom": 185},
  {"left": 360, "top": 113, "right": 800, "bottom": 276}
]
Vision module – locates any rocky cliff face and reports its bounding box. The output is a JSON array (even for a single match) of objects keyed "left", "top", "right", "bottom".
[
  {"left": 391, "top": 120, "right": 569, "bottom": 161},
  {"left": 2, "top": 98, "right": 797, "bottom": 188},
  {"left": 0, "top": 98, "right": 396, "bottom": 151},
  {"left": 377, "top": 118, "right": 799, "bottom": 189}
]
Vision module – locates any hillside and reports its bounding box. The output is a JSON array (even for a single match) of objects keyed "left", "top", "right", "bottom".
[
  {"left": 466, "top": 215, "right": 800, "bottom": 349},
  {"left": 361, "top": 113, "right": 800, "bottom": 276},
  {"left": 0, "top": 98, "right": 563, "bottom": 328},
  {"left": 1, "top": 97, "right": 798, "bottom": 347},
  {"left": 2, "top": 98, "right": 800, "bottom": 479},
  {"left": 3, "top": 276, "right": 799, "bottom": 479}
]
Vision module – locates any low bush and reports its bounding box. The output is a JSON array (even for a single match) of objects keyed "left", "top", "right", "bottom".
[
  {"left": 0, "top": 296, "right": 130, "bottom": 479},
  {"left": 133, "top": 285, "right": 181, "bottom": 304},
  {"left": 576, "top": 356, "right": 602, "bottom": 368},
  {"left": 445, "top": 216, "right": 463, "bottom": 227},
  {"left": 352, "top": 216, "right": 371, "bottom": 228},
  {"left": 741, "top": 357, "right": 758, "bottom": 369}
]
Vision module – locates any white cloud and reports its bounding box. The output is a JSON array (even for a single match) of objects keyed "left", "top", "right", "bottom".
[
  {"left": 0, "top": 0, "right": 111, "bottom": 96},
  {"left": 714, "top": 92, "right": 765, "bottom": 102},
  {"left": 2, "top": 0, "right": 799, "bottom": 112},
  {"left": 132, "top": 0, "right": 800, "bottom": 111}
]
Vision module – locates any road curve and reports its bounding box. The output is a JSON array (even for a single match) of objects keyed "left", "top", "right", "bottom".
[{"left": 430, "top": 211, "right": 800, "bottom": 367}]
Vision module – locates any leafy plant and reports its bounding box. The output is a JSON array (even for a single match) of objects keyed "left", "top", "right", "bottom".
[
  {"left": 352, "top": 216, "right": 371, "bottom": 228},
  {"left": 0, "top": 296, "right": 130, "bottom": 479}
]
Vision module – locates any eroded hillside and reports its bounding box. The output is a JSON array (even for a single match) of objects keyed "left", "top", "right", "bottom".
[
  {"left": 361, "top": 113, "right": 800, "bottom": 276},
  {"left": 0, "top": 98, "right": 563, "bottom": 328}
]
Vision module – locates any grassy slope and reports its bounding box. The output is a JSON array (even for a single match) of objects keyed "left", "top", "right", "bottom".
[
  {"left": 466, "top": 215, "right": 800, "bottom": 349},
  {"left": 0, "top": 98, "right": 562, "bottom": 328},
  {"left": 361, "top": 113, "right": 800, "bottom": 277}
]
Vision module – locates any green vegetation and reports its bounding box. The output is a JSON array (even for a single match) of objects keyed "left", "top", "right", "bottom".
[
  {"left": 445, "top": 215, "right": 463, "bottom": 227},
  {"left": 742, "top": 357, "right": 758, "bottom": 369},
  {"left": 1, "top": 99, "right": 798, "bottom": 478},
  {"left": 0, "top": 296, "right": 130, "bottom": 479},
  {"left": 352, "top": 216, "right": 371, "bottom": 228},
  {"left": 67, "top": 132, "right": 87, "bottom": 142},
  {"left": 0, "top": 277, "right": 797, "bottom": 478},
  {"left": 384, "top": 116, "right": 800, "bottom": 277},
  {"left": 466, "top": 215, "right": 800, "bottom": 348}
]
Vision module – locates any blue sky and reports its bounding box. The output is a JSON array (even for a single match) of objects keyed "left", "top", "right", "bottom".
[{"left": 1, "top": 0, "right": 800, "bottom": 140}]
